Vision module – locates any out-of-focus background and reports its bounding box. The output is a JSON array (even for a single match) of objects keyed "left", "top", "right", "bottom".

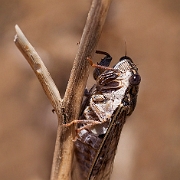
[{"left": 1, "top": 0, "right": 180, "bottom": 180}]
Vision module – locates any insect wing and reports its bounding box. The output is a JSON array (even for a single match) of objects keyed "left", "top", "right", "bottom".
[
  {"left": 88, "top": 108, "right": 127, "bottom": 180},
  {"left": 73, "top": 53, "right": 141, "bottom": 180}
]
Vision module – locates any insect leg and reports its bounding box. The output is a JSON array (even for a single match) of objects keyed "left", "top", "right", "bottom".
[
  {"left": 64, "top": 119, "right": 107, "bottom": 128},
  {"left": 87, "top": 57, "right": 115, "bottom": 71}
]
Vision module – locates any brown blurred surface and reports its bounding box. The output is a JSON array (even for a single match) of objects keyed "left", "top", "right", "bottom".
[{"left": 0, "top": 0, "right": 180, "bottom": 180}]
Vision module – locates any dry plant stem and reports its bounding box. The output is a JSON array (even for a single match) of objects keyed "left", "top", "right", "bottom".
[
  {"left": 63, "top": 0, "right": 112, "bottom": 111},
  {"left": 14, "top": 0, "right": 112, "bottom": 179},
  {"left": 60, "top": 0, "right": 112, "bottom": 179},
  {"left": 14, "top": 25, "right": 62, "bottom": 115},
  {"left": 14, "top": 25, "right": 64, "bottom": 180}
]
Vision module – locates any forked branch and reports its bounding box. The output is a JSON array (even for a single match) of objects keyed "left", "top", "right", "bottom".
[{"left": 14, "top": 0, "right": 112, "bottom": 179}]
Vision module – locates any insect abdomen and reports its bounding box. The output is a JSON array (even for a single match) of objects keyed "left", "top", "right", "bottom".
[{"left": 75, "top": 130, "right": 103, "bottom": 179}]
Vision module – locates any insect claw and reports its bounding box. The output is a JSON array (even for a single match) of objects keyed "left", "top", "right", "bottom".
[
  {"left": 87, "top": 57, "right": 94, "bottom": 66},
  {"left": 84, "top": 88, "right": 90, "bottom": 97},
  {"left": 63, "top": 120, "right": 76, "bottom": 128},
  {"left": 72, "top": 135, "right": 78, "bottom": 142}
]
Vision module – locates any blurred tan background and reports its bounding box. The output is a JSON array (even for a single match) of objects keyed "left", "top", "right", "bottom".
[{"left": 0, "top": 0, "right": 180, "bottom": 180}]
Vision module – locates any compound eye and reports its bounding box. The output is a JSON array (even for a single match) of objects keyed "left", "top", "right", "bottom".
[{"left": 129, "top": 74, "right": 141, "bottom": 85}]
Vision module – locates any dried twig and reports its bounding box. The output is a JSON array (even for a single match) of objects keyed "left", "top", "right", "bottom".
[
  {"left": 14, "top": 25, "right": 62, "bottom": 116},
  {"left": 14, "top": 25, "right": 64, "bottom": 179},
  {"left": 14, "top": 0, "right": 112, "bottom": 179},
  {"left": 51, "top": 0, "right": 112, "bottom": 179}
]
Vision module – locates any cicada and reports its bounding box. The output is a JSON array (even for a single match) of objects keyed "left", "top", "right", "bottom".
[{"left": 72, "top": 51, "right": 141, "bottom": 180}]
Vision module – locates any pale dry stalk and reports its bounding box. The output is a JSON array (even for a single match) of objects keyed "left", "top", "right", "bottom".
[{"left": 14, "top": 0, "right": 112, "bottom": 179}]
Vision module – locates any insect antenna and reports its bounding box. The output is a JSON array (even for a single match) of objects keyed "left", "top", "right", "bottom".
[{"left": 125, "top": 41, "right": 127, "bottom": 57}]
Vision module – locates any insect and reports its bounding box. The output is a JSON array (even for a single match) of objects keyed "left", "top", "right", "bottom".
[{"left": 72, "top": 50, "right": 141, "bottom": 180}]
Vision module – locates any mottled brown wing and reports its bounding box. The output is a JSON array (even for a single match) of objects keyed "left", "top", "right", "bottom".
[
  {"left": 87, "top": 109, "right": 127, "bottom": 180},
  {"left": 74, "top": 107, "right": 127, "bottom": 180}
]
